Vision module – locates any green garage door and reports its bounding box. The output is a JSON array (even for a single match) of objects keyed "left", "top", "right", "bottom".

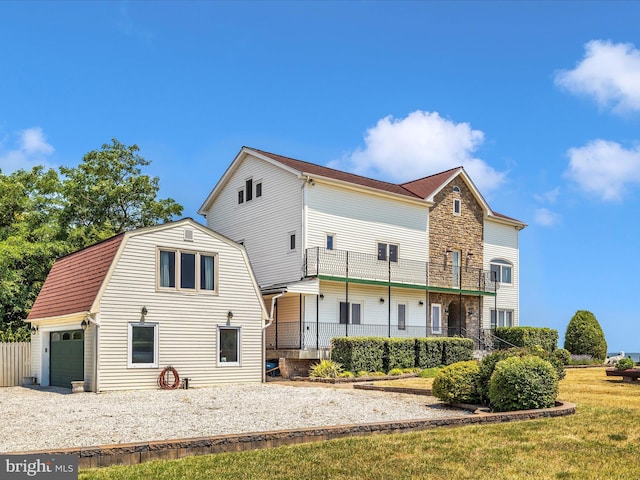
[{"left": 50, "top": 330, "right": 84, "bottom": 388}]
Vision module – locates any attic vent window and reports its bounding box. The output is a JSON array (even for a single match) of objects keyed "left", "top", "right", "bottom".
[
  {"left": 453, "top": 186, "right": 461, "bottom": 193},
  {"left": 184, "top": 229, "right": 194, "bottom": 242}
]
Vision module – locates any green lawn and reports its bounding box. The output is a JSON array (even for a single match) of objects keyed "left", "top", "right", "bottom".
[{"left": 79, "top": 368, "right": 640, "bottom": 480}]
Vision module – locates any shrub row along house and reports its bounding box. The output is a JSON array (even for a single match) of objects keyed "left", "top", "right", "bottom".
[
  {"left": 27, "top": 147, "right": 525, "bottom": 390},
  {"left": 198, "top": 147, "right": 526, "bottom": 371}
]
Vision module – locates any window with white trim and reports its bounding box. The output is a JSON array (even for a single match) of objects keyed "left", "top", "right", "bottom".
[
  {"left": 128, "top": 322, "right": 158, "bottom": 368},
  {"left": 218, "top": 326, "right": 240, "bottom": 365},
  {"left": 490, "top": 259, "right": 512, "bottom": 284},
  {"left": 158, "top": 249, "right": 217, "bottom": 293},
  {"left": 431, "top": 304, "right": 442, "bottom": 334},
  {"left": 398, "top": 304, "right": 406, "bottom": 330},
  {"left": 245, "top": 179, "right": 253, "bottom": 202},
  {"left": 238, "top": 189, "right": 244, "bottom": 204},
  {"left": 326, "top": 234, "right": 335, "bottom": 251},
  {"left": 451, "top": 250, "right": 461, "bottom": 288},
  {"left": 491, "top": 309, "right": 514, "bottom": 329},
  {"left": 256, "top": 181, "right": 262, "bottom": 198},
  {"left": 339, "top": 301, "right": 362, "bottom": 325},
  {"left": 453, "top": 198, "right": 461, "bottom": 215},
  {"left": 377, "top": 242, "right": 399, "bottom": 262},
  {"left": 288, "top": 232, "right": 296, "bottom": 252}
]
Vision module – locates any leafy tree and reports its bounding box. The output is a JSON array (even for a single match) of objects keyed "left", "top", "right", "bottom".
[
  {"left": 0, "top": 139, "right": 183, "bottom": 338},
  {"left": 0, "top": 167, "right": 69, "bottom": 329},
  {"left": 564, "top": 310, "right": 607, "bottom": 361},
  {"left": 60, "top": 138, "right": 183, "bottom": 248}
]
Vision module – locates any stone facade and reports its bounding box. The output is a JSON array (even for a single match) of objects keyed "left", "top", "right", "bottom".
[{"left": 428, "top": 177, "right": 486, "bottom": 339}]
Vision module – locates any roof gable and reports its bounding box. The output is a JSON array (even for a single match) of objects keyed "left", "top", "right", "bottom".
[
  {"left": 27, "top": 234, "right": 124, "bottom": 320},
  {"left": 400, "top": 167, "right": 461, "bottom": 199}
]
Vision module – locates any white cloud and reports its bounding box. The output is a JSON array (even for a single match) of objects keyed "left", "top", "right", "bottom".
[
  {"left": 533, "top": 187, "right": 560, "bottom": 204},
  {"left": 0, "top": 127, "right": 55, "bottom": 173},
  {"left": 565, "top": 139, "right": 640, "bottom": 201},
  {"left": 555, "top": 40, "right": 640, "bottom": 113},
  {"left": 534, "top": 208, "right": 561, "bottom": 227},
  {"left": 333, "top": 110, "right": 506, "bottom": 192}
]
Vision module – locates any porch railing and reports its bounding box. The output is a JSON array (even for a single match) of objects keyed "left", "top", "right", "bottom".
[
  {"left": 304, "top": 247, "right": 497, "bottom": 293},
  {"left": 266, "top": 322, "right": 502, "bottom": 352}
]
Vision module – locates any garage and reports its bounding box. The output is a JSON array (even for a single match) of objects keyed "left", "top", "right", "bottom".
[{"left": 50, "top": 330, "right": 84, "bottom": 388}]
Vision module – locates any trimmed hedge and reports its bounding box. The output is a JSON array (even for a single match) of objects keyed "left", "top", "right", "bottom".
[
  {"left": 441, "top": 337, "right": 474, "bottom": 365},
  {"left": 489, "top": 355, "right": 559, "bottom": 412},
  {"left": 477, "top": 346, "right": 566, "bottom": 406},
  {"left": 432, "top": 361, "right": 481, "bottom": 404},
  {"left": 332, "top": 336, "right": 474, "bottom": 373},
  {"left": 493, "top": 326, "right": 558, "bottom": 353},
  {"left": 415, "top": 338, "right": 445, "bottom": 368},
  {"left": 330, "top": 337, "right": 385, "bottom": 372},
  {"left": 384, "top": 338, "right": 416, "bottom": 371}
]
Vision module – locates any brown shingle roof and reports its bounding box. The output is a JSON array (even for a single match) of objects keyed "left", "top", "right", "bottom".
[
  {"left": 27, "top": 234, "right": 124, "bottom": 320},
  {"left": 250, "top": 148, "right": 420, "bottom": 199},
  {"left": 400, "top": 167, "right": 461, "bottom": 199}
]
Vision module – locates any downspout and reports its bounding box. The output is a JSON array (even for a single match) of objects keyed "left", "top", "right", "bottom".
[
  {"left": 85, "top": 312, "right": 100, "bottom": 393},
  {"left": 262, "top": 292, "right": 285, "bottom": 383}
]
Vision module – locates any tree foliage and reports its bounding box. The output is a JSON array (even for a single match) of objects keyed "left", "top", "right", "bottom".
[
  {"left": 0, "top": 139, "right": 183, "bottom": 339},
  {"left": 563, "top": 310, "right": 607, "bottom": 361},
  {"left": 60, "top": 138, "right": 183, "bottom": 248}
]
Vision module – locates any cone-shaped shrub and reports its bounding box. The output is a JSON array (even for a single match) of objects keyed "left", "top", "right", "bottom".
[{"left": 564, "top": 310, "right": 607, "bottom": 361}]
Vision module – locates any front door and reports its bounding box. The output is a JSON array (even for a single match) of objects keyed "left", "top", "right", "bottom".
[
  {"left": 50, "top": 330, "right": 84, "bottom": 388},
  {"left": 447, "top": 301, "right": 466, "bottom": 336}
]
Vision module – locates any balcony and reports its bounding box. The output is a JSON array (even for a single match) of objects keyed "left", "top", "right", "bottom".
[{"left": 304, "top": 247, "right": 497, "bottom": 294}]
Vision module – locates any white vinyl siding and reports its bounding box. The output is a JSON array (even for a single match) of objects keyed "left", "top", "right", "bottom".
[
  {"left": 97, "top": 224, "right": 265, "bottom": 391},
  {"left": 484, "top": 220, "right": 520, "bottom": 329},
  {"left": 306, "top": 183, "right": 429, "bottom": 263},
  {"left": 205, "top": 155, "right": 303, "bottom": 287}
]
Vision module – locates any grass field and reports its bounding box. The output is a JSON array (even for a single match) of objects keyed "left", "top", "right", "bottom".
[{"left": 79, "top": 368, "right": 640, "bottom": 480}]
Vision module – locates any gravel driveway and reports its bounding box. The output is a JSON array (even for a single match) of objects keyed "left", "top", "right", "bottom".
[{"left": 0, "top": 383, "right": 467, "bottom": 453}]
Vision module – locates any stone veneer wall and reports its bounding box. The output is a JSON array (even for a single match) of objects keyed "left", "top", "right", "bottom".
[
  {"left": 428, "top": 175, "right": 484, "bottom": 291},
  {"left": 428, "top": 292, "right": 481, "bottom": 338}
]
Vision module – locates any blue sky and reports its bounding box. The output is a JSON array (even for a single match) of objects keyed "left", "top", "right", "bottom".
[{"left": 2, "top": 1, "right": 639, "bottom": 352}]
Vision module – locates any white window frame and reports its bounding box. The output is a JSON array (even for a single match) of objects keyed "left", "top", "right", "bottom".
[
  {"left": 128, "top": 322, "right": 159, "bottom": 368},
  {"left": 491, "top": 309, "right": 514, "bottom": 329},
  {"left": 377, "top": 242, "right": 399, "bottom": 262},
  {"left": 326, "top": 233, "right": 335, "bottom": 251},
  {"left": 490, "top": 259, "right": 513, "bottom": 284},
  {"left": 288, "top": 231, "right": 297, "bottom": 252},
  {"left": 431, "top": 304, "right": 442, "bottom": 334},
  {"left": 339, "top": 300, "right": 362, "bottom": 325},
  {"left": 453, "top": 198, "right": 461, "bottom": 216},
  {"left": 397, "top": 303, "right": 406, "bottom": 330},
  {"left": 157, "top": 248, "right": 219, "bottom": 294},
  {"left": 255, "top": 180, "right": 263, "bottom": 198},
  {"left": 217, "top": 326, "right": 241, "bottom": 367},
  {"left": 452, "top": 250, "right": 461, "bottom": 288},
  {"left": 453, "top": 186, "right": 461, "bottom": 193},
  {"left": 237, "top": 188, "right": 244, "bottom": 205}
]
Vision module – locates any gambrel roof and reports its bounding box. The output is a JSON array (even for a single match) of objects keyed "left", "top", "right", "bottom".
[
  {"left": 27, "top": 234, "right": 124, "bottom": 320},
  {"left": 28, "top": 218, "right": 269, "bottom": 322}
]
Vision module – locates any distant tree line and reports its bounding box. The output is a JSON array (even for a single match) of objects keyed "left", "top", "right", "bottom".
[{"left": 0, "top": 138, "right": 183, "bottom": 339}]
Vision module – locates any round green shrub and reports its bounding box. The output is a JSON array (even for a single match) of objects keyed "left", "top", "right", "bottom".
[
  {"left": 553, "top": 348, "right": 571, "bottom": 366},
  {"left": 432, "top": 361, "right": 481, "bottom": 404},
  {"left": 564, "top": 310, "right": 607, "bottom": 361},
  {"left": 388, "top": 368, "right": 404, "bottom": 376},
  {"left": 309, "top": 359, "right": 343, "bottom": 378},
  {"left": 615, "top": 357, "right": 635, "bottom": 370},
  {"left": 488, "top": 355, "right": 559, "bottom": 412}
]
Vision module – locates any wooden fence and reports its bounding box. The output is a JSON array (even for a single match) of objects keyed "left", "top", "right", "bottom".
[{"left": 0, "top": 342, "right": 31, "bottom": 387}]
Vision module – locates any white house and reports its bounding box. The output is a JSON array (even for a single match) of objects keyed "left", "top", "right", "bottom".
[
  {"left": 199, "top": 147, "right": 525, "bottom": 361},
  {"left": 27, "top": 218, "right": 269, "bottom": 391}
]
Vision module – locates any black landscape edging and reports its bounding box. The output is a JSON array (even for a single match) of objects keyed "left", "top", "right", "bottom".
[{"left": 13, "top": 400, "right": 576, "bottom": 469}]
